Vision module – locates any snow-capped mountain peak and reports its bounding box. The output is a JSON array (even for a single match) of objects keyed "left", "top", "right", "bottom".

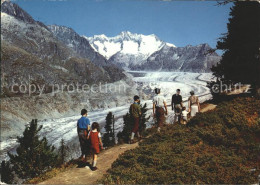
[
  {"left": 166, "top": 42, "right": 176, "bottom": 48},
  {"left": 85, "top": 31, "right": 175, "bottom": 60},
  {"left": 1, "top": 0, "right": 35, "bottom": 24}
]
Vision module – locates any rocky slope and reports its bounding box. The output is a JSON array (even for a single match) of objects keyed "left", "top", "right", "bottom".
[
  {"left": 1, "top": 1, "right": 125, "bottom": 97},
  {"left": 131, "top": 44, "right": 221, "bottom": 72},
  {"left": 0, "top": 77, "right": 137, "bottom": 141},
  {"left": 0, "top": 1, "right": 131, "bottom": 142},
  {"left": 48, "top": 25, "right": 108, "bottom": 67},
  {"left": 47, "top": 25, "right": 125, "bottom": 81}
]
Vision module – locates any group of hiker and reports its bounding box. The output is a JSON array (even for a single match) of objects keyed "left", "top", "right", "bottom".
[
  {"left": 76, "top": 88, "right": 200, "bottom": 171},
  {"left": 152, "top": 88, "right": 200, "bottom": 132}
]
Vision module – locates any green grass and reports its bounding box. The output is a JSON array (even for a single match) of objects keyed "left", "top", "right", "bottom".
[{"left": 99, "top": 97, "right": 260, "bottom": 184}]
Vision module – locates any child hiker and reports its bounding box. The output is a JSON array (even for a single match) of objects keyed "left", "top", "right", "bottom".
[
  {"left": 88, "top": 122, "right": 103, "bottom": 171},
  {"left": 77, "top": 109, "right": 90, "bottom": 162},
  {"left": 181, "top": 106, "right": 189, "bottom": 124}
]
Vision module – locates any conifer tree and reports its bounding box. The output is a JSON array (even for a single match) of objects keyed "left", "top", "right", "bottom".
[
  {"left": 8, "top": 119, "right": 58, "bottom": 180},
  {"left": 103, "top": 112, "right": 115, "bottom": 147},
  {"left": 210, "top": 1, "right": 260, "bottom": 96},
  {"left": 1, "top": 160, "right": 14, "bottom": 184},
  {"left": 58, "top": 139, "right": 68, "bottom": 165},
  {"left": 117, "top": 112, "right": 132, "bottom": 143}
]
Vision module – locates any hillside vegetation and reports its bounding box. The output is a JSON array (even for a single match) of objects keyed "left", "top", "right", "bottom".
[{"left": 100, "top": 97, "right": 260, "bottom": 184}]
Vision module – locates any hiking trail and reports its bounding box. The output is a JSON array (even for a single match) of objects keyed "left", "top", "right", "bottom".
[{"left": 40, "top": 143, "right": 138, "bottom": 184}]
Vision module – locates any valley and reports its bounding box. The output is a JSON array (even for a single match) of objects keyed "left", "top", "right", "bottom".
[{"left": 0, "top": 71, "right": 213, "bottom": 161}]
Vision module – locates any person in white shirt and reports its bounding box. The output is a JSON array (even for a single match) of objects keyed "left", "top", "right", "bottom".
[{"left": 153, "top": 88, "right": 168, "bottom": 132}]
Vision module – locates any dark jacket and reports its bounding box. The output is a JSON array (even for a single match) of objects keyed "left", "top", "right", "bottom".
[{"left": 171, "top": 94, "right": 183, "bottom": 110}]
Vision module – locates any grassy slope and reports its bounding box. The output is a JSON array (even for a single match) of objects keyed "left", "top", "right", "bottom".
[{"left": 100, "top": 97, "right": 260, "bottom": 184}]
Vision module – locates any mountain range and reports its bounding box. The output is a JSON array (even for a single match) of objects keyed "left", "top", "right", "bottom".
[
  {"left": 86, "top": 32, "right": 220, "bottom": 72},
  {"left": 86, "top": 32, "right": 174, "bottom": 59},
  {"left": 132, "top": 43, "right": 220, "bottom": 72}
]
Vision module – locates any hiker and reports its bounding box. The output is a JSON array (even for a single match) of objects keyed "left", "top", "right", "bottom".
[
  {"left": 153, "top": 88, "right": 168, "bottom": 132},
  {"left": 77, "top": 109, "right": 91, "bottom": 162},
  {"left": 130, "top": 95, "right": 142, "bottom": 144},
  {"left": 188, "top": 90, "right": 200, "bottom": 117},
  {"left": 181, "top": 106, "right": 189, "bottom": 125},
  {"left": 87, "top": 122, "right": 103, "bottom": 171},
  {"left": 171, "top": 89, "right": 183, "bottom": 124}
]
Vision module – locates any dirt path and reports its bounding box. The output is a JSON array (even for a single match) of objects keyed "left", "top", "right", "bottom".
[
  {"left": 199, "top": 85, "right": 250, "bottom": 113},
  {"left": 200, "top": 103, "right": 217, "bottom": 113},
  {"left": 40, "top": 143, "right": 138, "bottom": 184}
]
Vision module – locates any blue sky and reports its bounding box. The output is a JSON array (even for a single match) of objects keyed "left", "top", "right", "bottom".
[{"left": 14, "top": 0, "right": 233, "bottom": 51}]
